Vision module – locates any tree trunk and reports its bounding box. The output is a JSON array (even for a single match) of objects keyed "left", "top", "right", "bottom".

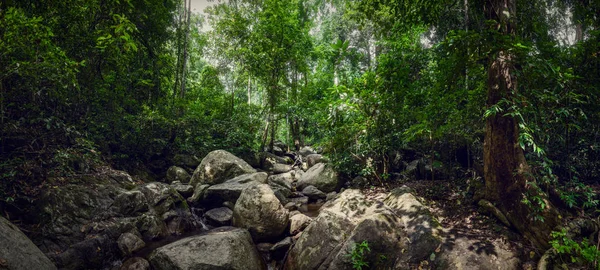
[
  {"left": 179, "top": 0, "right": 192, "bottom": 100},
  {"left": 0, "top": 80, "right": 4, "bottom": 155},
  {"left": 483, "top": 0, "right": 559, "bottom": 250}
]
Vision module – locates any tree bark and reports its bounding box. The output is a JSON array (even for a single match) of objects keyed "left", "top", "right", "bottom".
[
  {"left": 483, "top": 0, "right": 559, "bottom": 250},
  {"left": 179, "top": 0, "right": 192, "bottom": 99}
]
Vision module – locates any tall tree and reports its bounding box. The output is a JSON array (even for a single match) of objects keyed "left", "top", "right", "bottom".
[
  {"left": 206, "top": 0, "right": 312, "bottom": 152},
  {"left": 483, "top": 0, "right": 558, "bottom": 248}
]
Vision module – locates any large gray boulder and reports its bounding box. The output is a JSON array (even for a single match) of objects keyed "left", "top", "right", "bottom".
[
  {"left": 203, "top": 172, "right": 268, "bottom": 206},
  {"left": 0, "top": 215, "right": 57, "bottom": 270},
  {"left": 148, "top": 227, "right": 266, "bottom": 270},
  {"left": 284, "top": 188, "right": 442, "bottom": 270},
  {"left": 190, "top": 150, "right": 256, "bottom": 187},
  {"left": 296, "top": 163, "right": 341, "bottom": 193},
  {"left": 38, "top": 169, "right": 194, "bottom": 270},
  {"left": 233, "top": 184, "right": 289, "bottom": 242},
  {"left": 383, "top": 186, "right": 443, "bottom": 263}
]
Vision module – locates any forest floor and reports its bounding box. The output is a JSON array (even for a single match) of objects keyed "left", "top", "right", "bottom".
[{"left": 361, "top": 178, "right": 540, "bottom": 269}]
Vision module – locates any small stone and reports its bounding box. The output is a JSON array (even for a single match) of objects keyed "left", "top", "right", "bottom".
[
  {"left": 187, "top": 184, "right": 209, "bottom": 204},
  {"left": 171, "top": 182, "right": 194, "bottom": 198},
  {"left": 205, "top": 207, "right": 233, "bottom": 226},
  {"left": 301, "top": 185, "right": 326, "bottom": 201},
  {"left": 289, "top": 213, "right": 312, "bottom": 235},
  {"left": 284, "top": 202, "right": 298, "bottom": 211},
  {"left": 272, "top": 163, "right": 292, "bottom": 174}
]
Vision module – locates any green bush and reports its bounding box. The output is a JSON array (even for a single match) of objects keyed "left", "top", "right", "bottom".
[
  {"left": 550, "top": 228, "right": 600, "bottom": 269},
  {"left": 348, "top": 240, "right": 371, "bottom": 270}
]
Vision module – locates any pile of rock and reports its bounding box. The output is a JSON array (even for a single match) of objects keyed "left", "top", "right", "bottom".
[{"left": 0, "top": 144, "right": 521, "bottom": 270}]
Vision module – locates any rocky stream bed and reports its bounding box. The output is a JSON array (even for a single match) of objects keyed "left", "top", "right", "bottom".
[{"left": 0, "top": 146, "right": 524, "bottom": 270}]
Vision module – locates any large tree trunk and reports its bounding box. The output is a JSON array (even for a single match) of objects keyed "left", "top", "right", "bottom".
[{"left": 483, "top": 0, "right": 559, "bottom": 250}]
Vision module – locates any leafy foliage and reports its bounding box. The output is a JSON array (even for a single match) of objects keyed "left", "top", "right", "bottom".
[
  {"left": 550, "top": 228, "right": 600, "bottom": 269},
  {"left": 348, "top": 240, "right": 371, "bottom": 270}
]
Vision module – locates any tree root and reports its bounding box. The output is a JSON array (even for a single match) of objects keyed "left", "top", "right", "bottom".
[
  {"left": 478, "top": 199, "right": 511, "bottom": 227},
  {"left": 537, "top": 248, "right": 555, "bottom": 270}
]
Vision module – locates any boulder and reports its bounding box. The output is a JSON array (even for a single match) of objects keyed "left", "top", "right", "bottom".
[
  {"left": 0, "top": 215, "right": 57, "bottom": 270},
  {"left": 121, "top": 257, "right": 150, "bottom": 270},
  {"left": 166, "top": 166, "right": 191, "bottom": 184},
  {"left": 111, "top": 190, "right": 149, "bottom": 216},
  {"left": 301, "top": 185, "right": 326, "bottom": 201},
  {"left": 284, "top": 202, "right": 298, "bottom": 211},
  {"left": 186, "top": 184, "right": 209, "bottom": 204},
  {"left": 233, "top": 184, "right": 289, "bottom": 242},
  {"left": 203, "top": 172, "right": 268, "bottom": 206},
  {"left": 297, "top": 163, "right": 341, "bottom": 193},
  {"left": 170, "top": 181, "right": 194, "bottom": 198},
  {"left": 190, "top": 150, "right": 256, "bottom": 187},
  {"left": 268, "top": 173, "right": 293, "bottom": 205},
  {"left": 289, "top": 213, "right": 312, "bottom": 235},
  {"left": 35, "top": 168, "right": 195, "bottom": 270},
  {"left": 139, "top": 182, "right": 186, "bottom": 215},
  {"left": 284, "top": 189, "right": 442, "bottom": 270},
  {"left": 383, "top": 186, "right": 443, "bottom": 262},
  {"left": 259, "top": 152, "right": 291, "bottom": 171},
  {"left": 205, "top": 207, "right": 233, "bottom": 226},
  {"left": 305, "top": 154, "right": 324, "bottom": 168},
  {"left": 274, "top": 141, "right": 288, "bottom": 152},
  {"left": 272, "top": 163, "right": 293, "bottom": 174},
  {"left": 39, "top": 171, "right": 137, "bottom": 269},
  {"left": 162, "top": 210, "right": 194, "bottom": 236},
  {"left": 405, "top": 159, "right": 426, "bottom": 180},
  {"left": 273, "top": 146, "right": 285, "bottom": 156},
  {"left": 268, "top": 172, "right": 294, "bottom": 189},
  {"left": 298, "top": 146, "right": 317, "bottom": 157},
  {"left": 117, "top": 232, "right": 145, "bottom": 256},
  {"left": 135, "top": 214, "right": 169, "bottom": 240},
  {"left": 148, "top": 227, "right": 266, "bottom": 270}
]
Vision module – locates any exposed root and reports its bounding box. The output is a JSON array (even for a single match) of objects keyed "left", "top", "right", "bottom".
[
  {"left": 478, "top": 199, "right": 511, "bottom": 227},
  {"left": 537, "top": 248, "right": 555, "bottom": 270}
]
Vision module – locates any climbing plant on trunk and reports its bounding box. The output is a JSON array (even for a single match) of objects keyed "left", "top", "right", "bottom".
[{"left": 482, "top": 0, "right": 559, "bottom": 249}]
